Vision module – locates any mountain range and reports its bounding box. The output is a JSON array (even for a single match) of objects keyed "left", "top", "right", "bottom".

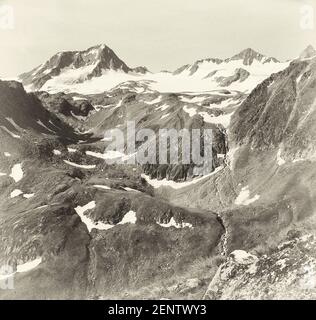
[
  {"left": 0, "top": 43, "right": 316, "bottom": 299},
  {"left": 19, "top": 45, "right": 290, "bottom": 94}
]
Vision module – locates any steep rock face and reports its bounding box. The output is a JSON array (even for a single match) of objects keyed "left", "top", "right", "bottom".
[
  {"left": 230, "top": 56, "right": 316, "bottom": 161},
  {"left": 0, "top": 80, "right": 78, "bottom": 143}
]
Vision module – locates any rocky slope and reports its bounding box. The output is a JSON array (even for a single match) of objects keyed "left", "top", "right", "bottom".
[
  {"left": 0, "top": 147, "right": 224, "bottom": 299},
  {"left": 204, "top": 233, "right": 316, "bottom": 299}
]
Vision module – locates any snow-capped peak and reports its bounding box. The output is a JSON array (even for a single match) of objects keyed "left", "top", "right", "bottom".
[
  {"left": 227, "top": 48, "right": 279, "bottom": 65},
  {"left": 19, "top": 43, "right": 132, "bottom": 90},
  {"left": 173, "top": 48, "right": 280, "bottom": 77}
]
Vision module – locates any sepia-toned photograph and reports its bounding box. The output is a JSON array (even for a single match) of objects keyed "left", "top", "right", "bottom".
[{"left": 0, "top": 0, "right": 316, "bottom": 304}]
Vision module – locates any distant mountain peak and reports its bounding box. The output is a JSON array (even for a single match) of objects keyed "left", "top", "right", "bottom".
[
  {"left": 299, "top": 45, "right": 316, "bottom": 59},
  {"left": 237, "top": 47, "right": 260, "bottom": 56},
  {"left": 228, "top": 48, "right": 279, "bottom": 65},
  {"left": 172, "top": 47, "right": 282, "bottom": 78}
]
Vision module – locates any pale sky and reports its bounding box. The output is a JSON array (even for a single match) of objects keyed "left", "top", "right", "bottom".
[{"left": 0, "top": 0, "right": 315, "bottom": 77}]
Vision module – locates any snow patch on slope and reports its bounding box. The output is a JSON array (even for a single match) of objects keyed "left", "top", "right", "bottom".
[
  {"left": 75, "top": 201, "right": 137, "bottom": 232},
  {"left": 63, "top": 160, "right": 96, "bottom": 169},
  {"left": 277, "top": 149, "right": 286, "bottom": 166},
  {"left": 93, "top": 185, "right": 111, "bottom": 190},
  {"left": 17, "top": 258, "right": 42, "bottom": 273},
  {"left": 10, "top": 189, "right": 23, "bottom": 198},
  {"left": 234, "top": 186, "right": 260, "bottom": 205},
  {"left": 9, "top": 163, "right": 23, "bottom": 182},
  {"left": 157, "top": 217, "right": 193, "bottom": 229}
]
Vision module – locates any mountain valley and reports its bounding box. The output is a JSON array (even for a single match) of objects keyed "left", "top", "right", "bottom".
[{"left": 0, "top": 43, "right": 316, "bottom": 299}]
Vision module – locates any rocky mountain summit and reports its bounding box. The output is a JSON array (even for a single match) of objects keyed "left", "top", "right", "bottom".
[
  {"left": 228, "top": 48, "right": 279, "bottom": 65},
  {"left": 19, "top": 44, "right": 148, "bottom": 91}
]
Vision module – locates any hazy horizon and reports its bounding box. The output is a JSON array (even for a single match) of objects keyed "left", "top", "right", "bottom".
[{"left": 0, "top": 0, "right": 315, "bottom": 77}]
